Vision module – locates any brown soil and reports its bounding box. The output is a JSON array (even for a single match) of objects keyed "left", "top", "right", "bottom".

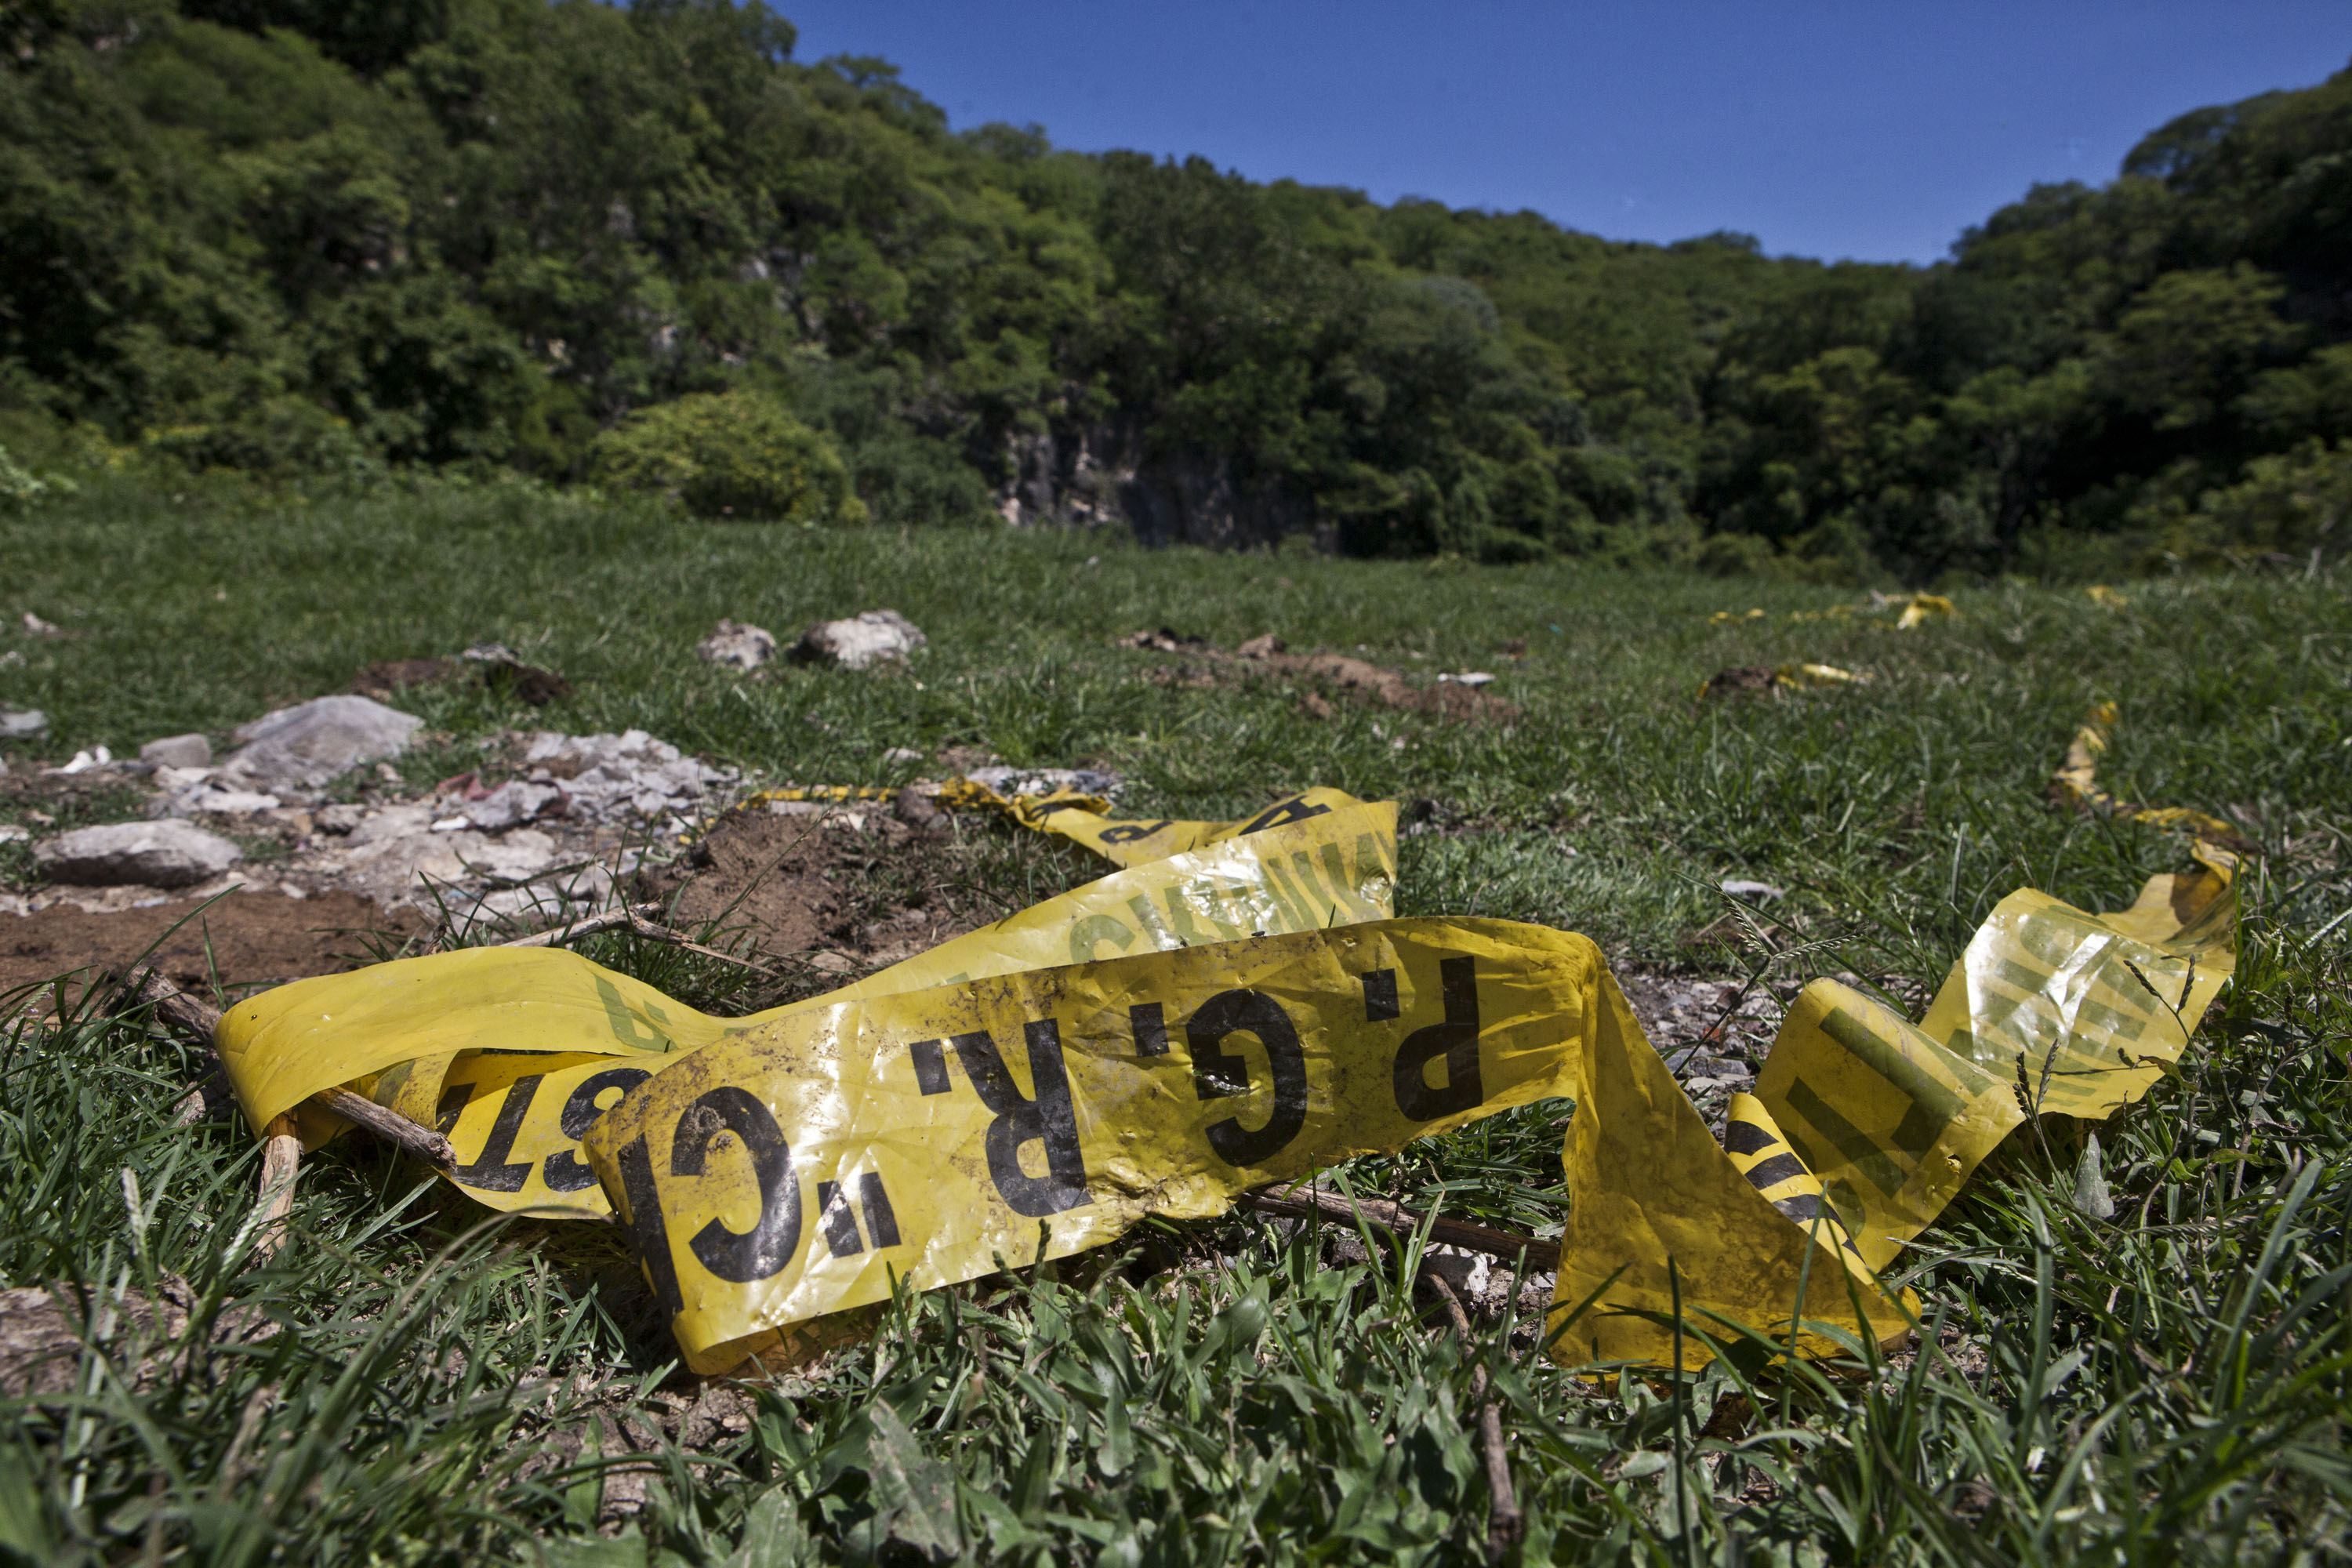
[
  {"left": 1118, "top": 630, "right": 1519, "bottom": 721},
  {"left": 644, "top": 803, "right": 993, "bottom": 976},
  {"left": 0, "top": 889, "right": 419, "bottom": 1001}
]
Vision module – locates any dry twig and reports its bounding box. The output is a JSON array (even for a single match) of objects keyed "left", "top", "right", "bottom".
[
  {"left": 1243, "top": 1184, "right": 1559, "bottom": 1272},
  {"left": 1421, "top": 1266, "right": 1524, "bottom": 1561}
]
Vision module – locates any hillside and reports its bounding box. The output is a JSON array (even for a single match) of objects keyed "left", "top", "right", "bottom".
[{"left": 3, "top": 1, "right": 2350, "bottom": 579}]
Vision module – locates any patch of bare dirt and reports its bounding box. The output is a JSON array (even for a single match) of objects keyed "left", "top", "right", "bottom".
[
  {"left": 1118, "top": 630, "right": 1519, "bottom": 721},
  {"left": 0, "top": 887, "right": 421, "bottom": 1000},
  {"left": 644, "top": 800, "right": 996, "bottom": 978}
]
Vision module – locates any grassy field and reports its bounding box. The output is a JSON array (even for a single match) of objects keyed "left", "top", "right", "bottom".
[{"left": 2, "top": 476, "right": 2348, "bottom": 1564}]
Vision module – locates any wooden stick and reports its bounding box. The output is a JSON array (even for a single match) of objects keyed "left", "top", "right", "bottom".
[
  {"left": 129, "top": 973, "right": 450, "bottom": 1167},
  {"left": 1242, "top": 1184, "right": 1560, "bottom": 1272},
  {"left": 252, "top": 1112, "right": 301, "bottom": 1261},
  {"left": 312, "top": 1084, "right": 454, "bottom": 1169},
  {"left": 494, "top": 904, "right": 779, "bottom": 977},
  {"left": 1421, "top": 1267, "right": 1525, "bottom": 1563}
]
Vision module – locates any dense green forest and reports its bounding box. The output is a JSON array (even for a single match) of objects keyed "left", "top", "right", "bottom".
[{"left": 4, "top": 0, "right": 2350, "bottom": 580}]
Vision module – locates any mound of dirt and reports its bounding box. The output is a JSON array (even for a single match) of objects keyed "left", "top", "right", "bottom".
[
  {"left": 644, "top": 800, "right": 994, "bottom": 978},
  {"left": 0, "top": 888, "right": 421, "bottom": 1001},
  {"left": 1117, "top": 629, "right": 1519, "bottom": 721}
]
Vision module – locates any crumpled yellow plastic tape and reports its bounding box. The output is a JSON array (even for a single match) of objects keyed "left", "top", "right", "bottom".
[
  {"left": 2050, "top": 702, "right": 2239, "bottom": 844},
  {"left": 215, "top": 798, "right": 1399, "bottom": 1218},
  {"left": 580, "top": 916, "right": 1602, "bottom": 1374},
  {"left": 1549, "top": 842, "right": 2234, "bottom": 1366},
  {"left": 936, "top": 782, "right": 1370, "bottom": 869}
]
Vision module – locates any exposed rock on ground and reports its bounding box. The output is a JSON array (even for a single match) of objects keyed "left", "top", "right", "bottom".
[
  {"left": 210, "top": 695, "right": 423, "bottom": 798},
  {"left": 793, "top": 609, "right": 925, "bottom": 670},
  {"left": 695, "top": 619, "right": 777, "bottom": 671},
  {"left": 139, "top": 732, "right": 210, "bottom": 769},
  {"left": 34, "top": 818, "right": 241, "bottom": 887}
]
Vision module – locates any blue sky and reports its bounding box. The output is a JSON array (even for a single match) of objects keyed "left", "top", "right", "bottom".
[{"left": 772, "top": 1, "right": 2352, "bottom": 264}]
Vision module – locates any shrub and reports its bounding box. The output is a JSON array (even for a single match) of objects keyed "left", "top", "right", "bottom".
[{"left": 590, "top": 392, "right": 867, "bottom": 524}]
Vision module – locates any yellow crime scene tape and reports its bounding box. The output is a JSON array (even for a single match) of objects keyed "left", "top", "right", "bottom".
[{"left": 213, "top": 753, "right": 2235, "bottom": 1374}]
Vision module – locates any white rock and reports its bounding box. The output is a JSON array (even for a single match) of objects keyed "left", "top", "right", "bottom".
[
  {"left": 0, "top": 825, "right": 26, "bottom": 844},
  {"left": 697, "top": 619, "right": 777, "bottom": 671},
  {"left": 191, "top": 790, "right": 280, "bottom": 815},
  {"left": 314, "top": 803, "right": 369, "bottom": 835},
  {"left": 0, "top": 709, "right": 45, "bottom": 738},
  {"left": 794, "top": 609, "right": 926, "bottom": 670},
  {"left": 218, "top": 695, "right": 422, "bottom": 793},
  {"left": 463, "top": 781, "right": 563, "bottom": 832},
  {"left": 1719, "top": 878, "right": 1786, "bottom": 903},
  {"left": 882, "top": 746, "right": 923, "bottom": 765},
  {"left": 34, "top": 819, "right": 242, "bottom": 887},
  {"left": 140, "top": 733, "right": 212, "bottom": 769},
  {"left": 1437, "top": 671, "right": 1497, "bottom": 687},
  {"left": 55, "top": 746, "right": 111, "bottom": 773}
]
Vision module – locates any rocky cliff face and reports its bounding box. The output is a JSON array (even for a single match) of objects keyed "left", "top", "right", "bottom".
[{"left": 991, "top": 424, "right": 1319, "bottom": 550}]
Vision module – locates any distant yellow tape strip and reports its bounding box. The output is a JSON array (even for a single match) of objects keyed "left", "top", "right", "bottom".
[{"left": 936, "top": 782, "right": 1370, "bottom": 869}]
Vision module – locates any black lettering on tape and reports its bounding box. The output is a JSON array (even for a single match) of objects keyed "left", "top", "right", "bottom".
[
  {"left": 950, "top": 1022, "right": 1091, "bottom": 1217},
  {"left": 1131, "top": 1002, "right": 1170, "bottom": 1056},
  {"left": 450, "top": 1074, "right": 544, "bottom": 1192},
  {"left": 1392, "top": 956, "right": 1484, "bottom": 1120},
  {"left": 1099, "top": 820, "right": 1174, "bottom": 844},
  {"left": 909, "top": 1037, "right": 951, "bottom": 1095},
  {"left": 617, "top": 1134, "right": 685, "bottom": 1319},
  {"left": 1188, "top": 989, "right": 1308, "bottom": 1167},
  {"left": 668, "top": 1087, "right": 803, "bottom": 1282},
  {"left": 434, "top": 1082, "right": 474, "bottom": 1134},
  {"left": 542, "top": 1066, "right": 654, "bottom": 1192},
  {"left": 816, "top": 1180, "right": 863, "bottom": 1258},
  {"left": 1362, "top": 968, "right": 1400, "bottom": 1022},
  {"left": 858, "top": 1171, "right": 902, "bottom": 1248},
  {"left": 1239, "top": 796, "right": 1332, "bottom": 835}
]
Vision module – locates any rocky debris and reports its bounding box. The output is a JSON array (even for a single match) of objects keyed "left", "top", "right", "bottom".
[
  {"left": 1437, "top": 671, "right": 1496, "bottom": 688},
  {"left": 462, "top": 779, "right": 565, "bottom": 832},
  {"left": 212, "top": 695, "right": 422, "bottom": 797},
  {"left": 964, "top": 763, "right": 1122, "bottom": 799},
  {"left": 793, "top": 608, "right": 925, "bottom": 670},
  {"left": 34, "top": 818, "right": 241, "bottom": 887},
  {"left": 696, "top": 619, "right": 777, "bottom": 672},
  {"left": 881, "top": 746, "right": 924, "bottom": 766},
  {"left": 1120, "top": 630, "right": 1518, "bottom": 722},
  {"left": 517, "top": 730, "right": 730, "bottom": 826},
  {"left": 54, "top": 746, "right": 111, "bottom": 774},
  {"left": 1, "top": 709, "right": 45, "bottom": 739},
  {"left": 19, "top": 613, "right": 57, "bottom": 637},
  {"left": 140, "top": 733, "right": 211, "bottom": 769},
  {"left": 1718, "top": 878, "right": 1785, "bottom": 902}
]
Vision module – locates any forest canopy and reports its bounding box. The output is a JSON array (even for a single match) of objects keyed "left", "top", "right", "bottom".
[{"left": 5, "top": 0, "right": 2350, "bottom": 580}]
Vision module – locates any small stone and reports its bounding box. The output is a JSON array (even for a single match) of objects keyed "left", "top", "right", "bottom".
[
  {"left": 881, "top": 746, "right": 923, "bottom": 766},
  {"left": 219, "top": 695, "right": 423, "bottom": 793},
  {"left": 140, "top": 733, "right": 212, "bottom": 770},
  {"left": 1, "top": 709, "right": 48, "bottom": 738},
  {"left": 55, "top": 746, "right": 111, "bottom": 774},
  {"left": 34, "top": 818, "right": 241, "bottom": 887},
  {"left": 697, "top": 619, "right": 777, "bottom": 671},
  {"left": 793, "top": 609, "right": 925, "bottom": 670},
  {"left": 1437, "top": 671, "right": 1496, "bottom": 687},
  {"left": 315, "top": 804, "right": 368, "bottom": 835},
  {"left": 20, "top": 612, "right": 57, "bottom": 637},
  {"left": 1719, "top": 879, "right": 1785, "bottom": 903},
  {"left": 463, "top": 780, "right": 563, "bottom": 833},
  {"left": 1236, "top": 633, "right": 1284, "bottom": 659},
  {"left": 188, "top": 789, "right": 280, "bottom": 815}
]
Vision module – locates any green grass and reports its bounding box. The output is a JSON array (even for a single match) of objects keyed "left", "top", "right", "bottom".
[{"left": 2, "top": 477, "right": 2348, "bottom": 1564}]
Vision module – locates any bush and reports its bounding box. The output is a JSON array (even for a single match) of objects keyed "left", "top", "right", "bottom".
[{"left": 590, "top": 393, "right": 868, "bottom": 524}]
